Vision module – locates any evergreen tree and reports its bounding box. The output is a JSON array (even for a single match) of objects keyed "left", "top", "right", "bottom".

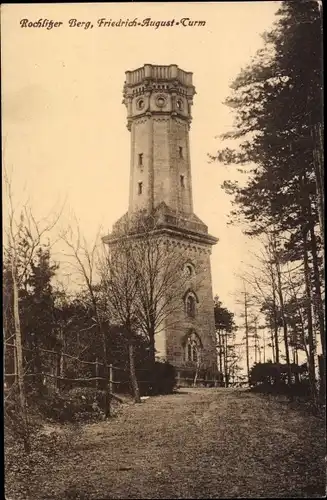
[
  {"left": 210, "top": 1, "right": 324, "bottom": 391},
  {"left": 214, "top": 296, "right": 237, "bottom": 387},
  {"left": 20, "top": 246, "right": 59, "bottom": 395}
]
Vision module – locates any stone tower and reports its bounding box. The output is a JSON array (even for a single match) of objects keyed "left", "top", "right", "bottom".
[{"left": 104, "top": 64, "right": 218, "bottom": 375}]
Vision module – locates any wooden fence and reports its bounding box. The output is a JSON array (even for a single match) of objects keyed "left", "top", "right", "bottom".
[
  {"left": 3, "top": 342, "right": 152, "bottom": 396},
  {"left": 4, "top": 342, "right": 220, "bottom": 397}
]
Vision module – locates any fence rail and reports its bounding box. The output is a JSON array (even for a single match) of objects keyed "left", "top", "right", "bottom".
[{"left": 4, "top": 341, "right": 219, "bottom": 395}]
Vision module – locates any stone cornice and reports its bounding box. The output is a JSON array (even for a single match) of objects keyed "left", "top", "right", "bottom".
[
  {"left": 155, "top": 225, "right": 218, "bottom": 247},
  {"left": 129, "top": 112, "right": 191, "bottom": 123},
  {"left": 103, "top": 224, "right": 218, "bottom": 248}
]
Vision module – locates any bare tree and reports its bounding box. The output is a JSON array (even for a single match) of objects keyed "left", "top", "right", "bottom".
[
  {"left": 60, "top": 222, "right": 112, "bottom": 417},
  {"left": 193, "top": 355, "right": 201, "bottom": 387},
  {"left": 239, "top": 228, "right": 320, "bottom": 395},
  {"left": 240, "top": 243, "right": 282, "bottom": 365},
  {"left": 103, "top": 213, "right": 201, "bottom": 366},
  {"left": 234, "top": 280, "right": 252, "bottom": 386},
  {"left": 99, "top": 234, "right": 141, "bottom": 403},
  {"left": 240, "top": 232, "right": 295, "bottom": 383}
]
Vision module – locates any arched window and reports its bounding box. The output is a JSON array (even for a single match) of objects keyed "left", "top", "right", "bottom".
[
  {"left": 186, "top": 295, "right": 196, "bottom": 317},
  {"left": 185, "top": 332, "right": 202, "bottom": 363},
  {"left": 183, "top": 262, "right": 195, "bottom": 277},
  {"left": 184, "top": 289, "right": 198, "bottom": 318},
  {"left": 185, "top": 264, "right": 192, "bottom": 276}
]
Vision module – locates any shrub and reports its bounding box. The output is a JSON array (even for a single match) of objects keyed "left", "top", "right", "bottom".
[
  {"left": 138, "top": 361, "right": 176, "bottom": 396},
  {"left": 5, "top": 395, "right": 42, "bottom": 452},
  {"left": 36, "top": 387, "right": 105, "bottom": 422},
  {"left": 176, "top": 366, "right": 218, "bottom": 387},
  {"left": 249, "top": 362, "right": 307, "bottom": 387}
]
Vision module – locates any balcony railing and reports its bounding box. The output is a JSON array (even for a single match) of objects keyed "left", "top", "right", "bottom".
[{"left": 125, "top": 64, "right": 193, "bottom": 87}]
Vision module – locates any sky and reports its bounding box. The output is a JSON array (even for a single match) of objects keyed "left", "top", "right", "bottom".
[{"left": 2, "top": 1, "right": 281, "bottom": 342}]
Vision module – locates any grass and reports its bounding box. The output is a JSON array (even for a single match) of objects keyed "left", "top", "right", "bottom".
[{"left": 5, "top": 388, "right": 326, "bottom": 499}]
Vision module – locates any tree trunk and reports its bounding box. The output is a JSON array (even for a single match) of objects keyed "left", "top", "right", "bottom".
[
  {"left": 273, "top": 240, "right": 292, "bottom": 385},
  {"left": 128, "top": 342, "right": 141, "bottom": 403},
  {"left": 292, "top": 345, "right": 300, "bottom": 384},
  {"left": 57, "top": 329, "right": 65, "bottom": 391},
  {"left": 13, "top": 339, "right": 18, "bottom": 387},
  {"left": 223, "top": 334, "right": 229, "bottom": 388},
  {"left": 12, "top": 261, "right": 26, "bottom": 411},
  {"left": 270, "top": 327, "right": 276, "bottom": 363},
  {"left": 12, "top": 256, "right": 30, "bottom": 453},
  {"left": 311, "top": 122, "right": 325, "bottom": 262},
  {"left": 97, "top": 317, "right": 111, "bottom": 418},
  {"left": 309, "top": 223, "right": 325, "bottom": 358},
  {"left": 318, "top": 354, "right": 326, "bottom": 404},
  {"left": 149, "top": 333, "right": 156, "bottom": 365},
  {"left": 217, "top": 329, "right": 223, "bottom": 385},
  {"left": 271, "top": 283, "right": 280, "bottom": 363},
  {"left": 244, "top": 292, "right": 250, "bottom": 386},
  {"left": 193, "top": 359, "right": 201, "bottom": 387},
  {"left": 303, "top": 229, "right": 317, "bottom": 398}
]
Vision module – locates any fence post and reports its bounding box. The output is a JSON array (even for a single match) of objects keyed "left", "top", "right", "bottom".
[
  {"left": 13, "top": 340, "right": 18, "bottom": 386},
  {"left": 95, "top": 357, "right": 99, "bottom": 390},
  {"left": 57, "top": 351, "right": 61, "bottom": 391},
  {"left": 109, "top": 364, "right": 113, "bottom": 394},
  {"left": 177, "top": 370, "right": 181, "bottom": 388}
]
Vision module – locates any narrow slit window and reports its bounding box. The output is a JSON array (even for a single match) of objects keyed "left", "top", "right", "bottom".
[
  {"left": 179, "top": 146, "right": 183, "bottom": 158},
  {"left": 138, "top": 182, "right": 143, "bottom": 195},
  {"left": 138, "top": 153, "right": 143, "bottom": 166},
  {"left": 180, "top": 175, "right": 185, "bottom": 188}
]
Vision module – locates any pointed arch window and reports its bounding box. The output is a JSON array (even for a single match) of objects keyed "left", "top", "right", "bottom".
[
  {"left": 183, "top": 289, "right": 198, "bottom": 318},
  {"left": 186, "top": 295, "right": 196, "bottom": 318},
  {"left": 184, "top": 331, "right": 202, "bottom": 363}
]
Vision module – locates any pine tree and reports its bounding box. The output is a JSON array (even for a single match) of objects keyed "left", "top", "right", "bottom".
[
  {"left": 210, "top": 0, "right": 324, "bottom": 391},
  {"left": 214, "top": 296, "right": 237, "bottom": 387},
  {"left": 20, "top": 246, "right": 59, "bottom": 396}
]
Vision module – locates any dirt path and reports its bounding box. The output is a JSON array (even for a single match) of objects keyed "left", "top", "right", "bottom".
[{"left": 26, "top": 389, "right": 326, "bottom": 498}]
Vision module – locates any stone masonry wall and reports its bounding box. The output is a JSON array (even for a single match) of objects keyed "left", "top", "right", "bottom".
[
  {"left": 154, "top": 237, "right": 217, "bottom": 371},
  {"left": 130, "top": 116, "right": 193, "bottom": 216}
]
